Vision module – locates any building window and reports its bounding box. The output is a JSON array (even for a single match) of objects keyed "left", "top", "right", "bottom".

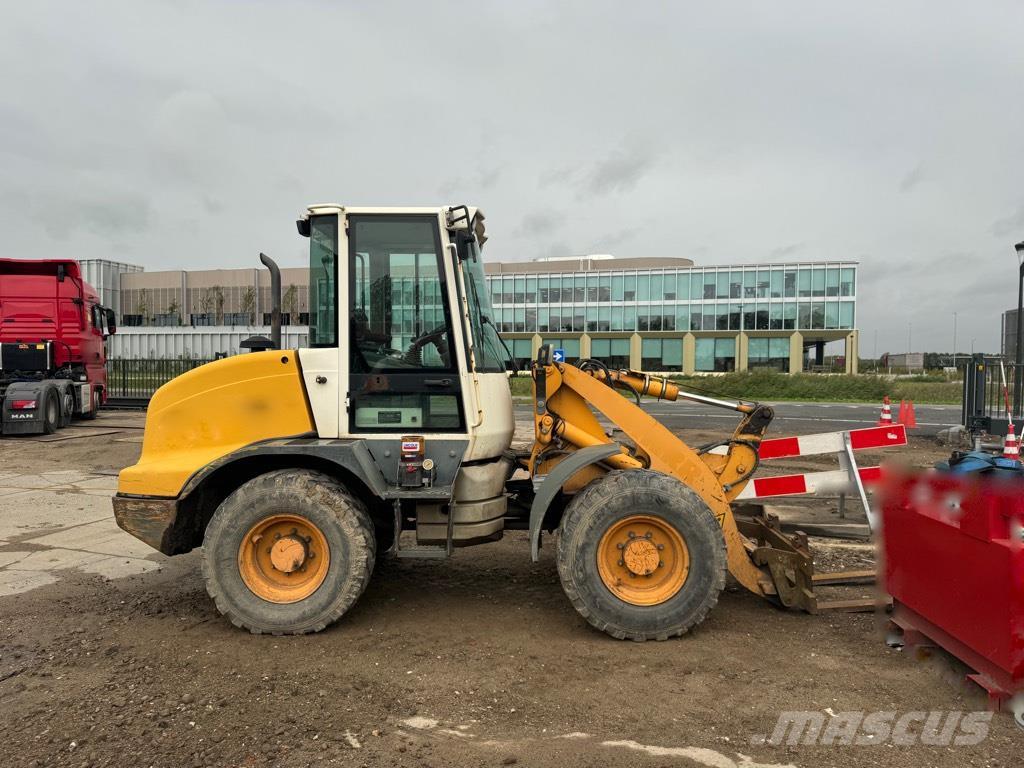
[
  {"left": 153, "top": 313, "right": 179, "bottom": 327},
  {"left": 703, "top": 271, "right": 716, "bottom": 299},
  {"left": 695, "top": 338, "right": 735, "bottom": 372},
  {"left": 542, "top": 338, "right": 580, "bottom": 361},
  {"left": 784, "top": 270, "right": 797, "bottom": 298},
  {"left": 641, "top": 338, "right": 682, "bottom": 372},
  {"left": 749, "top": 337, "right": 790, "bottom": 372},
  {"left": 192, "top": 313, "right": 215, "bottom": 326},
  {"left": 511, "top": 338, "right": 533, "bottom": 369},
  {"left": 224, "top": 312, "right": 252, "bottom": 326},
  {"left": 122, "top": 314, "right": 143, "bottom": 327},
  {"left": 840, "top": 301, "right": 854, "bottom": 328},
  {"left": 591, "top": 338, "right": 630, "bottom": 369},
  {"left": 840, "top": 268, "right": 855, "bottom": 297}
]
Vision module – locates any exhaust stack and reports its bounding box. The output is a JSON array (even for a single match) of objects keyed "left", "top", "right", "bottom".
[{"left": 260, "top": 252, "right": 281, "bottom": 350}]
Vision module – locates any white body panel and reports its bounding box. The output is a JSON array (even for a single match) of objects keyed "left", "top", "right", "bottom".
[
  {"left": 462, "top": 372, "right": 515, "bottom": 461},
  {"left": 298, "top": 346, "right": 341, "bottom": 438}
]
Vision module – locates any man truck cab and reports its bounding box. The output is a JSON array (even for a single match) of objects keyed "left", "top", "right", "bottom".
[{"left": 0, "top": 258, "right": 116, "bottom": 435}]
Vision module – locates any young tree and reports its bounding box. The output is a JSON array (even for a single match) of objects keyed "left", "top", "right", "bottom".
[
  {"left": 241, "top": 287, "right": 256, "bottom": 325},
  {"left": 137, "top": 288, "right": 150, "bottom": 326},
  {"left": 213, "top": 286, "right": 225, "bottom": 324},
  {"left": 282, "top": 284, "right": 298, "bottom": 326}
]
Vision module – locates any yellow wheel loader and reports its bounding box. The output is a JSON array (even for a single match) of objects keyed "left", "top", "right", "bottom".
[{"left": 113, "top": 205, "right": 815, "bottom": 640}]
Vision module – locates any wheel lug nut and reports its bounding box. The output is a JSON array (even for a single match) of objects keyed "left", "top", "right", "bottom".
[
  {"left": 628, "top": 572, "right": 635, "bottom": 578},
  {"left": 657, "top": 544, "right": 664, "bottom": 551},
  {"left": 266, "top": 547, "right": 272, "bottom": 554},
  {"left": 616, "top": 542, "right": 625, "bottom": 550},
  {"left": 645, "top": 532, "right": 652, "bottom": 539},
  {"left": 627, "top": 531, "right": 636, "bottom": 539},
  {"left": 658, "top": 560, "right": 664, "bottom": 568},
  {"left": 617, "top": 559, "right": 624, "bottom": 567},
  {"left": 291, "top": 528, "right": 298, "bottom": 535},
  {"left": 274, "top": 533, "right": 281, "bottom": 540},
  {"left": 309, "top": 552, "right": 316, "bottom": 559}
]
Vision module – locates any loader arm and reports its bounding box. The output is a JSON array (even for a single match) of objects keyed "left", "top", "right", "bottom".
[{"left": 529, "top": 354, "right": 816, "bottom": 611}]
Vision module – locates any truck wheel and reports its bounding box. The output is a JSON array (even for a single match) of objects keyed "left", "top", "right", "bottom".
[
  {"left": 80, "top": 388, "right": 100, "bottom": 420},
  {"left": 556, "top": 469, "right": 727, "bottom": 641},
  {"left": 202, "top": 469, "right": 376, "bottom": 635},
  {"left": 41, "top": 389, "right": 60, "bottom": 434}
]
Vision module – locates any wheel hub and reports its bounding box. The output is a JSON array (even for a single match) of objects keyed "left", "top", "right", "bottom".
[
  {"left": 270, "top": 535, "right": 308, "bottom": 573},
  {"left": 597, "top": 515, "right": 690, "bottom": 606},
  {"left": 622, "top": 538, "right": 660, "bottom": 576},
  {"left": 237, "top": 515, "right": 330, "bottom": 604}
]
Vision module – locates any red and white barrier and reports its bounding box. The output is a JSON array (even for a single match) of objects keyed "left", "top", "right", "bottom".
[{"left": 730, "top": 424, "right": 908, "bottom": 532}]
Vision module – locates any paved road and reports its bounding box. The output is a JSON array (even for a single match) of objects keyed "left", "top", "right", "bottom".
[
  {"left": 0, "top": 467, "right": 162, "bottom": 597},
  {"left": 516, "top": 400, "right": 961, "bottom": 437}
]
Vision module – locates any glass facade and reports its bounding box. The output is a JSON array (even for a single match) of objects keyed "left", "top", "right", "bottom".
[{"left": 486, "top": 263, "right": 856, "bottom": 335}]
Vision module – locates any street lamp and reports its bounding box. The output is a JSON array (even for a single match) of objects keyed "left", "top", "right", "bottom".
[
  {"left": 1015, "top": 241, "right": 1024, "bottom": 419},
  {"left": 952, "top": 312, "right": 957, "bottom": 370}
]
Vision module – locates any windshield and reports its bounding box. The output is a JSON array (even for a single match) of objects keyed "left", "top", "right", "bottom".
[{"left": 459, "top": 237, "right": 509, "bottom": 373}]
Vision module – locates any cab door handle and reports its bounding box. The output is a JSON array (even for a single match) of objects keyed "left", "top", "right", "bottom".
[{"left": 424, "top": 378, "right": 452, "bottom": 387}]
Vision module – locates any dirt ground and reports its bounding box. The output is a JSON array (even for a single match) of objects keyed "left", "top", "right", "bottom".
[{"left": 0, "top": 417, "right": 1019, "bottom": 768}]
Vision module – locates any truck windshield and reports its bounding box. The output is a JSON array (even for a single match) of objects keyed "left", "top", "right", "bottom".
[{"left": 460, "top": 239, "right": 509, "bottom": 373}]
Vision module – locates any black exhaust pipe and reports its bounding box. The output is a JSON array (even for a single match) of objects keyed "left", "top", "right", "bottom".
[{"left": 260, "top": 252, "right": 281, "bottom": 350}]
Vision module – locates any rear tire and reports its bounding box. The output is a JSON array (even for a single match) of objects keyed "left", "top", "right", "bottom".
[
  {"left": 202, "top": 469, "right": 376, "bottom": 635},
  {"left": 556, "top": 469, "right": 727, "bottom": 641},
  {"left": 41, "top": 390, "right": 60, "bottom": 434}
]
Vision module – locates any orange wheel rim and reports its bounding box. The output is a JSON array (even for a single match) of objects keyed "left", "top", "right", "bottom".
[
  {"left": 238, "top": 514, "right": 330, "bottom": 604},
  {"left": 597, "top": 515, "right": 689, "bottom": 606}
]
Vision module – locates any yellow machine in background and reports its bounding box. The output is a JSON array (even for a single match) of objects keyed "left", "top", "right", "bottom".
[{"left": 114, "top": 204, "right": 813, "bottom": 640}]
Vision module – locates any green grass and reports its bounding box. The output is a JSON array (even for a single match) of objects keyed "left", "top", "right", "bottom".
[{"left": 508, "top": 369, "right": 961, "bottom": 404}]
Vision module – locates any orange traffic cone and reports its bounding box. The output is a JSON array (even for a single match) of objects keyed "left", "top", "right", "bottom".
[
  {"left": 904, "top": 400, "right": 917, "bottom": 429},
  {"left": 1003, "top": 423, "right": 1019, "bottom": 461},
  {"left": 897, "top": 399, "right": 907, "bottom": 425},
  {"left": 878, "top": 395, "right": 893, "bottom": 427}
]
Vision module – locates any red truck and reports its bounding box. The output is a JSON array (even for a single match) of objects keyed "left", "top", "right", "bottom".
[{"left": 0, "top": 259, "right": 116, "bottom": 435}]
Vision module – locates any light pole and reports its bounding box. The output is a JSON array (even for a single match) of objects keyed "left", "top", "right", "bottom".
[
  {"left": 1015, "top": 241, "right": 1024, "bottom": 419},
  {"left": 952, "top": 312, "right": 957, "bottom": 370}
]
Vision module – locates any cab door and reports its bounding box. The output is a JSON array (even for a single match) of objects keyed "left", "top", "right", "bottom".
[{"left": 343, "top": 214, "right": 465, "bottom": 436}]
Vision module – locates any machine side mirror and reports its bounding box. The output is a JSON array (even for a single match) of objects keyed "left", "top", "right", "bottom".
[
  {"left": 296, "top": 218, "right": 311, "bottom": 237},
  {"left": 104, "top": 308, "right": 117, "bottom": 336}
]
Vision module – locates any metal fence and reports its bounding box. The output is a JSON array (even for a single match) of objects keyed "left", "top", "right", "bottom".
[
  {"left": 962, "top": 354, "right": 1021, "bottom": 436},
  {"left": 105, "top": 358, "right": 214, "bottom": 401}
]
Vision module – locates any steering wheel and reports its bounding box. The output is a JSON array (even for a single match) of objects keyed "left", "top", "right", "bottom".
[{"left": 404, "top": 326, "right": 450, "bottom": 367}]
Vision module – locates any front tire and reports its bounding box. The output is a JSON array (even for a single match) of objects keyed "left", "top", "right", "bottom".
[
  {"left": 202, "top": 469, "right": 375, "bottom": 635},
  {"left": 556, "top": 469, "right": 727, "bottom": 641}
]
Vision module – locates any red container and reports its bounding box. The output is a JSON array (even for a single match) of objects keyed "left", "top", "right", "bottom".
[{"left": 880, "top": 470, "right": 1024, "bottom": 707}]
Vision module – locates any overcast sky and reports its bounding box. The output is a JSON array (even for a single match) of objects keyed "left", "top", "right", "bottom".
[{"left": 3, "top": 1, "right": 1023, "bottom": 354}]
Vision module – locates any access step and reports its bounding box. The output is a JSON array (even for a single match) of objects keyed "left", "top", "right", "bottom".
[{"left": 395, "top": 545, "right": 450, "bottom": 560}]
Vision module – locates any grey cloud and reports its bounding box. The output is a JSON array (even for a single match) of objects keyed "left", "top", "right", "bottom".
[
  {"left": 899, "top": 164, "right": 925, "bottom": 192},
  {"left": 2, "top": 2, "right": 1022, "bottom": 351},
  {"left": 515, "top": 210, "right": 563, "bottom": 237},
  {"left": 769, "top": 242, "right": 806, "bottom": 259},
  {"left": 581, "top": 142, "right": 659, "bottom": 198},
  {"left": 991, "top": 206, "right": 1024, "bottom": 238}
]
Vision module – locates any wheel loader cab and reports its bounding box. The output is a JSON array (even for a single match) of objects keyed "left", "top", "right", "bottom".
[{"left": 296, "top": 206, "right": 513, "bottom": 453}]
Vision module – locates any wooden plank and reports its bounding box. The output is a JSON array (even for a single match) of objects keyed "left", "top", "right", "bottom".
[
  {"left": 817, "top": 596, "right": 892, "bottom": 613},
  {"left": 812, "top": 569, "right": 875, "bottom": 586}
]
